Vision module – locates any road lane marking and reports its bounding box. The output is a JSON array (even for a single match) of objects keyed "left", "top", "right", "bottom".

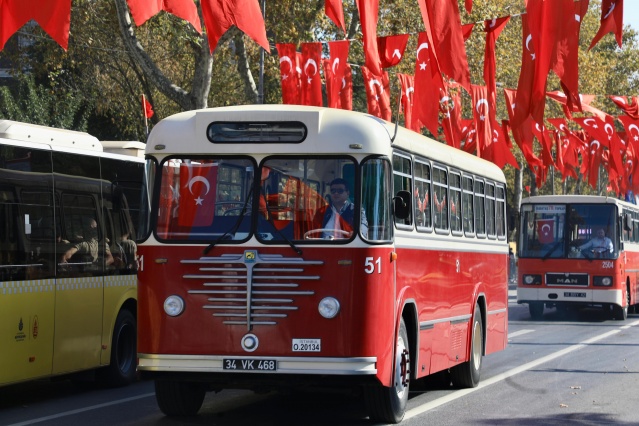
[
  {"left": 5, "top": 393, "right": 155, "bottom": 426},
  {"left": 507, "top": 329, "right": 534, "bottom": 339},
  {"left": 404, "top": 328, "right": 624, "bottom": 421}
]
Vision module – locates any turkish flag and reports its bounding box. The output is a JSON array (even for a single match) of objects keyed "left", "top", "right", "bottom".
[
  {"left": 142, "top": 95, "right": 154, "bottom": 118},
  {"left": 523, "top": 0, "right": 574, "bottom": 127},
  {"left": 412, "top": 31, "right": 443, "bottom": 137},
  {"left": 462, "top": 23, "right": 474, "bottom": 41},
  {"left": 339, "top": 64, "right": 353, "bottom": 110},
  {"left": 460, "top": 119, "right": 477, "bottom": 154},
  {"left": 326, "top": 40, "right": 350, "bottom": 108},
  {"left": 201, "top": 0, "right": 269, "bottom": 53},
  {"left": 619, "top": 115, "right": 639, "bottom": 191},
  {"left": 546, "top": 91, "right": 603, "bottom": 121},
  {"left": 1, "top": 0, "right": 72, "bottom": 50},
  {"left": 419, "top": 0, "right": 471, "bottom": 93},
  {"left": 178, "top": 163, "right": 218, "bottom": 228},
  {"left": 300, "top": 42, "right": 323, "bottom": 107},
  {"left": 276, "top": 43, "right": 300, "bottom": 105},
  {"left": 485, "top": 120, "right": 519, "bottom": 169},
  {"left": 397, "top": 73, "right": 417, "bottom": 132},
  {"left": 483, "top": 16, "right": 510, "bottom": 113},
  {"left": 573, "top": 115, "right": 625, "bottom": 179},
  {"left": 553, "top": 0, "right": 589, "bottom": 114},
  {"left": 440, "top": 81, "right": 462, "bottom": 149},
  {"left": 531, "top": 122, "right": 555, "bottom": 171},
  {"left": 377, "top": 34, "right": 410, "bottom": 68},
  {"left": 126, "top": 0, "right": 202, "bottom": 32},
  {"left": 547, "top": 118, "right": 580, "bottom": 180},
  {"left": 590, "top": 0, "right": 624, "bottom": 50},
  {"left": 503, "top": 89, "right": 543, "bottom": 172},
  {"left": 610, "top": 96, "right": 639, "bottom": 119},
  {"left": 356, "top": 0, "right": 382, "bottom": 76},
  {"left": 361, "top": 66, "right": 391, "bottom": 121},
  {"left": 511, "top": 14, "right": 535, "bottom": 129},
  {"left": 325, "top": 0, "right": 345, "bottom": 32},
  {"left": 537, "top": 219, "right": 554, "bottom": 244},
  {"left": 470, "top": 84, "right": 492, "bottom": 159}
]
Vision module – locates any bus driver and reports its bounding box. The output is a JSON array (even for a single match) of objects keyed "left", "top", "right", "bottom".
[
  {"left": 579, "top": 228, "right": 613, "bottom": 256},
  {"left": 313, "top": 178, "right": 368, "bottom": 238}
]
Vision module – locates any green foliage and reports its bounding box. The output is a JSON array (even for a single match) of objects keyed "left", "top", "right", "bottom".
[{"left": 0, "top": 74, "right": 88, "bottom": 130}]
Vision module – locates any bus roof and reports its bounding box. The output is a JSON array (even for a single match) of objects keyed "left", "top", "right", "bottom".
[
  {"left": 146, "top": 105, "right": 505, "bottom": 183},
  {"left": 102, "top": 141, "right": 146, "bottom": 158},
  {"left": 522, "top": 195, "right": 637, "bottom": 208},
  {"left": 0, "top": 120, "right": 102, "bottom": 151}
]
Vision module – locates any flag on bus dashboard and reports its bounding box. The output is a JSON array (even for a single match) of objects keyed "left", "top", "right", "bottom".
[
  {"left": 178, "top": 163, "right": 218, "bottom": 227},
  {"left": 537, "top": 219, "right": 554, "bottom": 244}
]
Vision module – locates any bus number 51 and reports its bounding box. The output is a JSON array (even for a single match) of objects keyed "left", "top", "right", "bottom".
[{"left": 365, "top": 257, "right": 381, "bottom": 274}]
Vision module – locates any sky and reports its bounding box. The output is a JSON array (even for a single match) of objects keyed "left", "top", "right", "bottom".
[{"left": 624, "top": 1, "right": 639, "bottom": 32}]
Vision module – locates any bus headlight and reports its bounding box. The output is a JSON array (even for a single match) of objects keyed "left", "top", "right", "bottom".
[
  {"left": 318, "top": 297, "right": 340, "bottom": 319},
  {"left": 523, "top": 274, "right": 542, "bottom": 285},
  {"left": 164, "top": 295, "right": 185, "bottom": 316},
  {"left": 593, "top": 276, "right": 613, "bottom": 287}
]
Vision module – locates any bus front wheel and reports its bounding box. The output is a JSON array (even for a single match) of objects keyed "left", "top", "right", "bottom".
[
  {"left": 155, "top": 380, "right": 206, "bottom": 416},
  {"left": 451, "top": 302, "right": 483, "bottom": 388},
  {"left": 364, "top": 318, "right": 410, "bottom": 424}
]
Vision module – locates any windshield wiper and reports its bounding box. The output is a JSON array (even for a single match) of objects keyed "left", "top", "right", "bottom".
[
  {"left": 203, "top": 186, "right": 254, "bottom": 255},
  {"left": 541, "top": 241, "right": 564, "bottom": 261}
]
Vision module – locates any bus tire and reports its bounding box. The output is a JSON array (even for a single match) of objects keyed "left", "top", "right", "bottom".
[
  {"left": 451, "top": 302, "right": 483, "bottom": 388},
  {"left": 529, "top": 302, "right": 544, "bottom": 320},
  {"left": 364, "top": 318, "right": 410, "bottom": 424},
  {"left": 155, "top": 380, "right": 206, "bottom": 416},
  {"left": 98, "top": 309, "right": 137, "bottom": 387},
  {"left": 613, "top": 304, "right": 628, "bottom": 321}
]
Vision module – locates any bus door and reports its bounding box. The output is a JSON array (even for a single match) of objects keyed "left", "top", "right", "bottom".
[{"left": 0, "top": 145, "right": 58, "bottom": 385}]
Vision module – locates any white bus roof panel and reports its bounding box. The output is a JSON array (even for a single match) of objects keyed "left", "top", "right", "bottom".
[{"left": 0, "top": 120, "right": 102, "bottom": 151}]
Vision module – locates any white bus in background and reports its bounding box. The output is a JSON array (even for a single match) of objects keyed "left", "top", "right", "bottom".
[{"left": 0, "top": 120, "right": 149, "bottom": 387}]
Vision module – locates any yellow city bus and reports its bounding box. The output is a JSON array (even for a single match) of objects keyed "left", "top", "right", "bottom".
[{"left": 0, "top": 121, "right": 148, "bottom": 387}]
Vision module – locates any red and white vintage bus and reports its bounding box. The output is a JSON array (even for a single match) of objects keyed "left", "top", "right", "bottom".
[
  {"left": 517, "top": 195, "right": 639, "bottom": 320},
  {"left": 137, "top": 105, "right": 509, "bottom": 423}
]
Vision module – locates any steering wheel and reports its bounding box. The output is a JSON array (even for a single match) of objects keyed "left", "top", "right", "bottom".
[{"left": 304, "top": 228, "right": 352, "bottom": 240}]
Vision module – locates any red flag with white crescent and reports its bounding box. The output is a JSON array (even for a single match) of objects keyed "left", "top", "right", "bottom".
[
  {"left": 610, "top": 95, "right": 639, "bottom": 119},
  {"left": 276, "top": 43, "right": 300, "bottom": 105},
  {"left": 590, "top": 0, "right": 624, "bottom": 50},
  {"left": 178, "top": 163, "right": 218, "bottom": 228},
  {"left": 326, "top": 40, "right": 350, "bottom": 108},
  {"left": 412, "top": 31, "right": 443, "bottom": 137},
  {"left": 361, "top": 66, "right": 391, "bottom": 121},
  {"left": 537, "top": 219, "right": 554, "bottom": 244},
  {"left": 377, "top": 33, "right": 410, "bottom": 68},
  {"left": 397, "top": 73, "right": 417, "bottom": 132},
  {"left": 300, "top": 42, "right": 323, "bottom": 107}
]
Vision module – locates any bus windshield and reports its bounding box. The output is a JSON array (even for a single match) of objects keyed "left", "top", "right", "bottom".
[
  {"left": 155, "top": 156, "right": 389, "bottom": 243},
  {"left": 520, "top": 203, "right": 618, "bottom": 259}
]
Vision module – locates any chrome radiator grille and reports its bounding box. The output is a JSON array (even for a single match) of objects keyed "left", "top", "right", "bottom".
[{"left": 182, "top": 250, "right": 323, "bottom": 330}]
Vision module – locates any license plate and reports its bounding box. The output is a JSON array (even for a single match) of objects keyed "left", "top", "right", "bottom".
[
  {"left": 564, "top": 292, "right": 586, "bottom": 298},
  {"left": 223, "top": 359, "right": 277, "bottom": 371},
  {"left": 292, "top": 338, "right": 321, "bottom": 352}
]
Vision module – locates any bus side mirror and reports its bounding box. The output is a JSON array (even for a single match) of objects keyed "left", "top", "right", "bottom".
[
  {"left": 393, "top": 190, "right": 411, "bottom": 220},
  {"left": 624, "top": 213, "right": 633, "bottom": 231}
]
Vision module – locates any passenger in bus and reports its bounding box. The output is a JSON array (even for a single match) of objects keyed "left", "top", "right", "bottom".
[
  {"left": 578, "top": 228, "right": 613, "bottom": 257},
  {"left": 114, "top": 231, "right": 137, "bottom": 271},
  {"left": 313, "top": 178, "right": 368, "bottom": 238},
  {"left": 60, "top": 218, "right": 114, "bottom": 266}
]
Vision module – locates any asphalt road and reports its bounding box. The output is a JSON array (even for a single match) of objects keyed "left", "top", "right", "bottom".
[{"left": 1, "top": 288, "right": 638, "bottom": 426}]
